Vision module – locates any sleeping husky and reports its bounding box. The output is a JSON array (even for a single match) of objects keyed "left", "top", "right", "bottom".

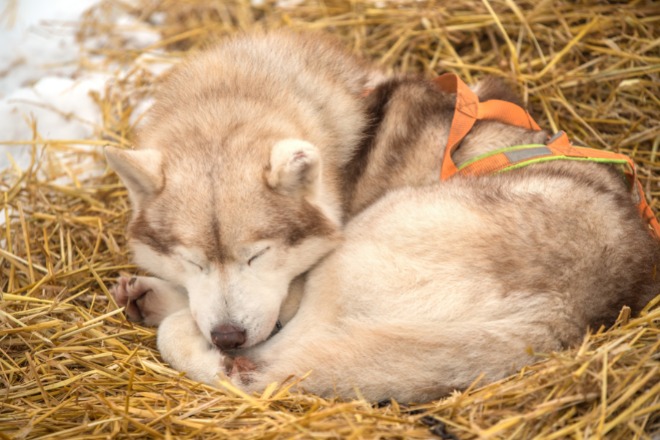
[
  {"left": 105, "top": 32, "right": 657, "bottom": 401},
  {"left": 154, "top": 77, "right": 657, "bottom": 402}
]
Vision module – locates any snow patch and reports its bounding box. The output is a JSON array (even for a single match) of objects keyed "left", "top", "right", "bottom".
[
  {"left": 0, "top": 74, "right": 110, "bottom": 170},
  {"left": 0, "top": 0, "right": 106, "bottom": 171}
]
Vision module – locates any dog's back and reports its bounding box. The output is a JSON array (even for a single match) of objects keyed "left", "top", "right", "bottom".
[
  {"left": 344, "top": 77, "right": 549, "bottom": 216},
  {"left": 342, "top": 164, "right": 658, "bottom": 339},
  {"left": 348, "top": 76, "right": 658, "bottom": 335}
]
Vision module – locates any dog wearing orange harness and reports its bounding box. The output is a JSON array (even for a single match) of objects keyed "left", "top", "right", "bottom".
[
  {"left": 108, "top": 38, "right": 659, "bottom": 400},
  {"left": 205, "top": 74, "right": 659, "bottom": 402},
  {"left": 108, "top": 34, "right": 550, "bottom": 389}
]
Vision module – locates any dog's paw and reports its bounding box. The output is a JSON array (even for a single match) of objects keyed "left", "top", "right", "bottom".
[
  {"left": 111, "top": 275, "right": 149, "bottom": 322},
  {"left": 224, "top": 355, "right": 258, "bottom": 385},
  {"left": 111, "top": 275, "right": 187, "bottom": 326},
  {"left": 158, "top": 309, "right": 227, "bottom": 385}
]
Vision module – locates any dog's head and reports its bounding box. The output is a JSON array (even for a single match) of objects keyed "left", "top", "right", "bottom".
[{"left": 106, "top": 138, "right": 342, "bottom": 348}]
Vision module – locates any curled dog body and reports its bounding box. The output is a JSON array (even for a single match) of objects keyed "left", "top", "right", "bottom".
[{"left": 106, "top": 33, "right": 658, "bottom": 402}]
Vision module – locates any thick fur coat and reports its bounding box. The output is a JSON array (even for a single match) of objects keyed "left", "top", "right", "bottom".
[{"left": 106, "top": 32, "right": 659, "bottom": 403}]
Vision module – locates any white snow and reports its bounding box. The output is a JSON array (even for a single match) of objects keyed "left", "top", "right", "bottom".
[
  {"left": 0, "top": 0, "right": 103, "bottom": 170},
  {"left": 0, "top": 0, "right": 165, "bottom": 172},
  {"left": 0, "top": 0, "right": 99, "bottom": 96},
  {"left": 0, "top": 74, "right": 108, "bottom": 141}
]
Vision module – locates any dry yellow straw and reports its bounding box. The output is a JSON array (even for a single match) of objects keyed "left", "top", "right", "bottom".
[{"left": 1, "top": 1, "right": 658, "bottom": 438}]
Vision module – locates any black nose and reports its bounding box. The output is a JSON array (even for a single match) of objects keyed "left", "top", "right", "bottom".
[{"left": 211, "top": 324, "right": 246, "bottom": 350}]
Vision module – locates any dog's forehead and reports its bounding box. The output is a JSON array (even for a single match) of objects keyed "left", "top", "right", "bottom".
[
  {"left": 152, "top": 181, "right": 333, "bottom": 255},
  {"left": 158, "top": 168, "right": 272, "bottom": 237}
]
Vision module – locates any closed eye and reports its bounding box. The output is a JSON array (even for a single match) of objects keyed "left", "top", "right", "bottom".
[
  {"left": 185, "top": 259, "right": 204, "bottom": 271},
  {"left": 248, "top": 247, "right": 271, "bottom": 266}
]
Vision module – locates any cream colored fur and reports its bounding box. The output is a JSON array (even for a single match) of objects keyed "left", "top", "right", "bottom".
[
  {"left": 105, "top": 33, "right": 657, "bottom": 403},
  {"left": 231, "top": 166, "right": 657, "bottom": 401}
]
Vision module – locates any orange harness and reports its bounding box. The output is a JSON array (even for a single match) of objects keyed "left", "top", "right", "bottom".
[{"left": 433, "top": 73, "right": 660, "bottom": 240}]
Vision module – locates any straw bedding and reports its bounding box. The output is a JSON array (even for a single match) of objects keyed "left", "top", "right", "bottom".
[{"left": 1, "top": 0, "right": 659, "bottom": 438}]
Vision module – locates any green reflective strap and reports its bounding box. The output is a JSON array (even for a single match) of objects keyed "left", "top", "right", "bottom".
[
  {"left": 457, "top": 144, "right": 547, "bottom": 170},
  {"left": 458, "top": 144, "right": 632, "bottom": 175},
  {"left": 498, "top": 155, "right": 631, "bottom": 173}
]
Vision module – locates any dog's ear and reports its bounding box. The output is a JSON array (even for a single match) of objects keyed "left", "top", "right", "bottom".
[
  {"left": 105, "top": 147, "right": 163, "bottom": 205},
  {"left": 266, "top": 139, "right": 321, "bottom": 198}
]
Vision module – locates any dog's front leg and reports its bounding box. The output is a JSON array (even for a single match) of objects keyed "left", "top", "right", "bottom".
[
  {"left": 111, "top": 275, "right": 188, "bottom": 326},
  {"left": 157, "top": 308, "right": 227, "bottom": 385}
]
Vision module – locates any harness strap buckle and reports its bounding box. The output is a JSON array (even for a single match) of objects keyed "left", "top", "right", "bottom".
[{"left": 547, "top": 130, "right": 567, "bottom": 145}]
